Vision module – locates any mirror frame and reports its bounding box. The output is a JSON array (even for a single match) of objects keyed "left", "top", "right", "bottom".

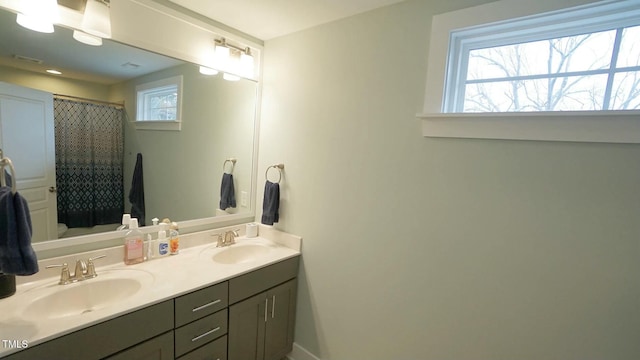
[{"left": 0, "top": 0, "right": 263, "bottom": 258}]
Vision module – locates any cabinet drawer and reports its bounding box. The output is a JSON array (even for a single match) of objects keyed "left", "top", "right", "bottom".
[
  {"left": 105, "top": 331, "right": 174, "bottom": 360},
  {"left": 178, "top": 335, "right": 227, "bottom": 360},
  {"left": 175, "top": 309, "right": 228, "bottom": 357},
  {"left": 229, "top": 256, "right": 299, "bottom": 304},
  {"left": 176, "top": 282, "right": 228, "bottom": 327}
]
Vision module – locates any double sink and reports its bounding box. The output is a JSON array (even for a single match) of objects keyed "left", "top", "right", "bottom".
[{"left": 13, "top": 238, "right": 278, "bottom": 322}]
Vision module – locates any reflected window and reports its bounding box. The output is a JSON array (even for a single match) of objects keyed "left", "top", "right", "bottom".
[{"left": 135, "top": 76, "right": 183, "bottom": 130}]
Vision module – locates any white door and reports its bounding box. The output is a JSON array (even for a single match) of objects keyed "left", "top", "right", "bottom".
[{"left": 0, "top": 81, "right": 57, "bottom": 242}]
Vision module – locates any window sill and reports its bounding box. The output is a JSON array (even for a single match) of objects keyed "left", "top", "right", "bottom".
[
  {"left": 416, "top": 111, "right": 640, "bottom": 143},
  {"left": 134, "top": 120, "right": 182, "bottom": 131}
]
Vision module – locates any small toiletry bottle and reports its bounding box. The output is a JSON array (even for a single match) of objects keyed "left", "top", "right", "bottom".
[
  {"left": 124, "top": 218, "right": 144, "bottom": 265},
  {"left": 157, "top": 224, "right": 169, "bottom": 257},
  {"left": 117, "top": 214, "right": 131, "bottom": 231},
  {"left": 146, "top": 234, "right": 153, "bottom": 261},
  {"left": 169, "top": 222, "right": 180, "bottom": 255}
]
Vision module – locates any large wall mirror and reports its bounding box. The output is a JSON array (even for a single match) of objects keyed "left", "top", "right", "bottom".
[{"left": 0, "top": 5, "right": 258, "bottom": 255}]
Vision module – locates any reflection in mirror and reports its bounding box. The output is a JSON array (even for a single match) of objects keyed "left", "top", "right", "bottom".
[{"left": 0, "top": 8, "right": 258, "bottom": 244}]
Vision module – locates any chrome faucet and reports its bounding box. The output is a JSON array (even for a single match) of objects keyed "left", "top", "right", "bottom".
[
  {"left": 46, "top": 255, "right": 106, "bottom": 285},
  {"left": 215, "top": 229, "right": 239, "bottom": 247}
]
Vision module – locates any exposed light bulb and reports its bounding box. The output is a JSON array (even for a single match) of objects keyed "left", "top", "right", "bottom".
[
  {"left": 82, "top": 0, "right": 112, "bottom": 39},
  {"left": 73, "top": 30, "right": 103, "bottom": 46}
]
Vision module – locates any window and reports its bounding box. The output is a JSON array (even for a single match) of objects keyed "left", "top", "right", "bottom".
[
  {"left": 135, "top": 76, "right": 183, "bottom": 130},
  {"left": 445, "top": 3, "right": 640, "bottom": 113},
  {"left": 419, "top": 0, "right": 640, "bottom": 143}
]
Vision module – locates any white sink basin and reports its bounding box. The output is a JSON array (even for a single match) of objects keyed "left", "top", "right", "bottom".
[
  {"left": 212, "top": 244, "right": 273, "bottom": 264},
  {"left": 23, "top": 270, "right": 153, "bottom": 320}
]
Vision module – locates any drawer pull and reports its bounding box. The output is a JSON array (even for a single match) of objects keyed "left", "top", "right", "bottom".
[
  {"left": 192, "top": 299, "right": 222, "bottom": 312},
  {"left": 191, "top": 326, "right": 221, "bottom": 342},
  {"left": 264, "top": 298, "right": 268, "bottom": 322},
  {"left": 271, "top": 295, "right": 276, "bottom": 318}
]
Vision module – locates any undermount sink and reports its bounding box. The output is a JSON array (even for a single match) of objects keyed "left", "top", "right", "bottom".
[
  {"left": 24, "top": 270, "right": 153, "bottom": 320},
  {"left": 212, "top": 244, "right": 273, "bottom": 264}
]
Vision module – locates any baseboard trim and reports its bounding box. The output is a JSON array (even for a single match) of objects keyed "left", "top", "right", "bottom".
[{"left": 286, "top": 342, "right": 321, "bottom": 360}]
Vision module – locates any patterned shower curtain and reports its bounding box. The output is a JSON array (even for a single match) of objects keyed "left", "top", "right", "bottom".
[{"left": 54, "top": 98, "right": 124, "bottom": 228}]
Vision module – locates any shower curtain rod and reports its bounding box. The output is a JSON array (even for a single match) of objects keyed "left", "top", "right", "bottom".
[{"left": 54, "top": 94, "right": 125, "bottom": 109}]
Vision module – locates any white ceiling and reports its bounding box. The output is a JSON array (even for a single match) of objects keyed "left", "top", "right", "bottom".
[{"left": 169, "top": 0, "right": 408, "bottom": 40}]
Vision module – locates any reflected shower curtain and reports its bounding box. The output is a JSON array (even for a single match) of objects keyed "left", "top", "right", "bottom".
[{"left": 54, "top": 98, "right": 124, "bottom": 228}]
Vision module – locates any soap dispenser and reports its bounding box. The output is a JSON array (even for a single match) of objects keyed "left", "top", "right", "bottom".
[{"left": 124, "top": 218, "right": 144, "bottom": 265}]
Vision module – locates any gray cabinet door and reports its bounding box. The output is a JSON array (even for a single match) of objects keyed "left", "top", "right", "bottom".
[
  {"left": 228, "top": 291, "right": 267, "bottom": 360},
  {"left": 264, "top": 279, "right": 297, "bottom": 360},
  {"left": 228, "top": 279, "right": 297, "bottom": 360}
]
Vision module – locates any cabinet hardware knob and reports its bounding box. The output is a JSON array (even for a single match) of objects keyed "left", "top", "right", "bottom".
[{"left": 192, "top": 299, "right": 221, "bottom": 312}]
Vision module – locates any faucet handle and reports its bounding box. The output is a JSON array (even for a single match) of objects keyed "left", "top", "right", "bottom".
[
  {"left": 86, "top": 255, "right": 106, "bottom": 279},
  {"left": 46, "top": 263, "right": 71, "bottom": 285}
]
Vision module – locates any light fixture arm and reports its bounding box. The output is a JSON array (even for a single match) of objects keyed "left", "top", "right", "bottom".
[{"left": 215, "top": 38, "right": 252, "bottom": 55}]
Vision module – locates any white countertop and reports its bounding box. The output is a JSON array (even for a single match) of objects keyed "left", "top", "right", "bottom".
[{"left": 0, "top": 224, "right": 301, "bottom": 357}]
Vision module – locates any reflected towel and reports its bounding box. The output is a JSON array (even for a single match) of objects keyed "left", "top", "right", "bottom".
[
  {"left": 0, "top": 187, "right": 39, "bottom": 275},
  {"left": 219, "top": 173, "right": 236, "bottom": 210},
  {"left": 261, "top": 181, "right": 280, "bottom": 225},
  {"left": 129, "top": 153, "right": 145, "bottom": 226}
]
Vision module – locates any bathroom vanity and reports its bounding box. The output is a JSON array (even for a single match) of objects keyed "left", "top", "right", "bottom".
[{"left": 0, "top": 226, "right": 301, "bottom": 360}]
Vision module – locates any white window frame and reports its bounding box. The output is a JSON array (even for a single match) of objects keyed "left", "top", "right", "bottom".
[
  {"left": 135, "top": 75, "right": 183, "bottom": 131},
  {"left": 418, "top": 0, "right": 640, "bottom": 143}
]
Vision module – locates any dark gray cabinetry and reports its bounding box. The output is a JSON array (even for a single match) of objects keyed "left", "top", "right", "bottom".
[
  {"left": 175, "top": 282, "right": 229, "bottom": 359},
  {"left": 3, "top": 300, "right": 174, "bottom": 360},
  {"left": 106, "top": 331, "right": 174, "bottom": 360},
  {"left": 228, "top": 257, "right": 299, "bottom": 360},
  {"left": 2, "top": 256, "right": 299, "bottom": 360}
]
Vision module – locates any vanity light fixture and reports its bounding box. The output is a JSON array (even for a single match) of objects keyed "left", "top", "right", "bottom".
[
  {"left": 82, "top": 0, "right": 112, "bottom": 39},
  {"left": 73, "top": 30, "right": 103, "bottom": 46},
  {"left": 15, "top": 0, "right": 59, "bottom": 33},
  {"left": 240, "top": 47, "right": 254, "bottom": 78},
  {"left": 213, "top": 38, "right": 231, "bottom": 69},
  {"left": 212, "top": 38, "right": 255, "bottom": 81}
]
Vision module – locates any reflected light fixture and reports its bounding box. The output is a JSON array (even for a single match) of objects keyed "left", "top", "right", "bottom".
[
  {"left": 82, "top": 0, "right": 112, "bottom": 39},
  {"left": 199, "top": 66, "right": 219, "bottom": 75},
  {"left": 15, "top": 0, "right": 59, "bottom": 33},
  {"left": 46, "top": 69, "right": 62, "bottom": 75},
  {"left": 73, "top": 30, "right": 103, "bottom": 46},
  {"left": 223, "top": 73, "right": 241, "bottom": 81}
]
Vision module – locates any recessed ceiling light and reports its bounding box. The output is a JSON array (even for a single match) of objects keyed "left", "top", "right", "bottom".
[{"left": 46, "top": 69, "right": 62, "bottom": 75}]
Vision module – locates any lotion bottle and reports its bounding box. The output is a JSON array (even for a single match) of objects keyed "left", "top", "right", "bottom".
[
  {"left": 157, "top": 224, "right": 169, "bottom": 257},
  {"left": 124, "top": 218, "right": 144, "bottom": 265}
]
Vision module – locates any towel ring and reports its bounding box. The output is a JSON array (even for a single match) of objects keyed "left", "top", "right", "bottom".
[
  {"left": 265, "top": 164, "right": 284, "bottom": 184},
  {"left": 223, "top": 158, "right": 236, "bottom": 174},
  {"left": 0, "top": 156, "right": 17, "bottom": 194}
]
